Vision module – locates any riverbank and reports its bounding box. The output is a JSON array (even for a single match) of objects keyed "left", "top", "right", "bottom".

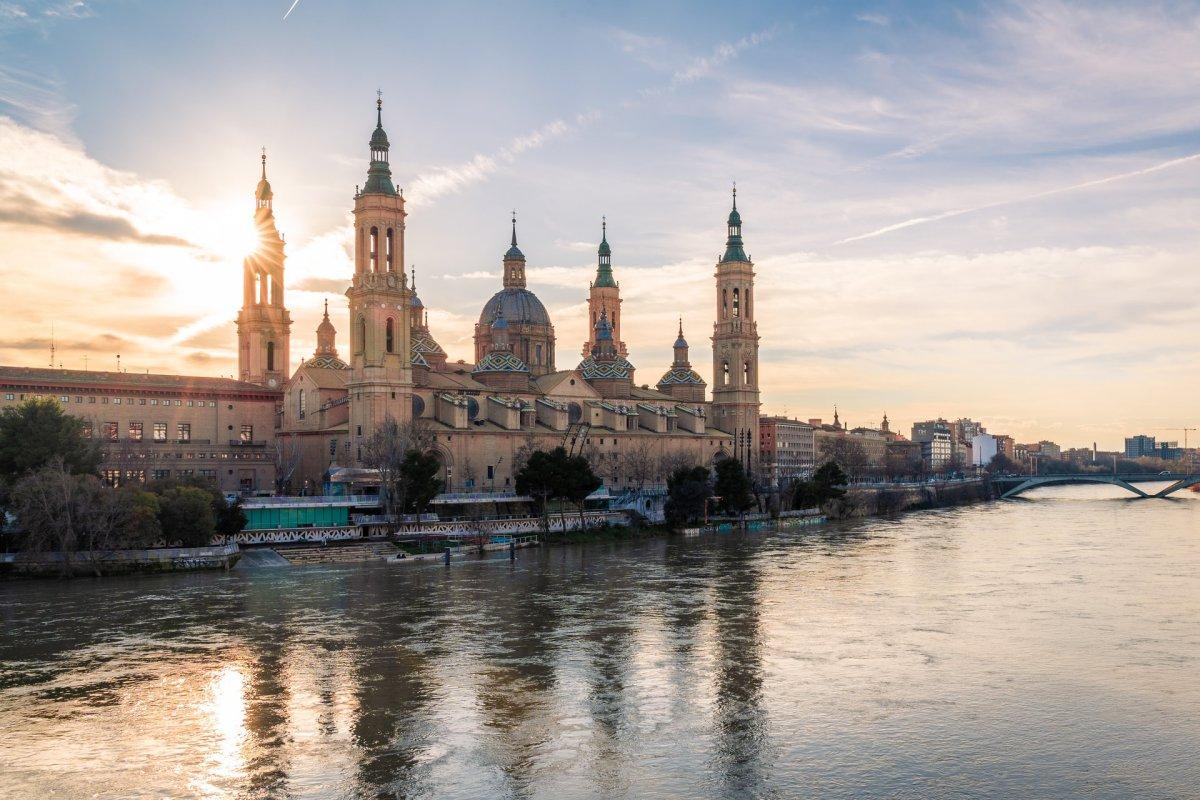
[
  {"left": 827, "top": 478, "right": 995, "bottom": 518},
  {"left": 0, "top": 542, "right": 241, "bottom": 578}
]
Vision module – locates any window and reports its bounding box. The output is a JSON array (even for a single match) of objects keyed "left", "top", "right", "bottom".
[
  {"left": 487, "top": 465, "right": 494, "bottom": 480},
  {"left": 267, "top": 341, "right": 275, "bottom": 372},
  {"left": 240, "top": 425, "right": 253, "bottom": 442},
  {"left": 535, "top": 344, "right": 543, "bottom": 365},
  {"left": 733, "top": 287, "right": 740, "bottom": 317},
  {"left": 75, "top": 396, "right": 83, "bottom": 403},
  {"left": 722, "top": 361, "right": 730, "bottom": 384},
  {"left": 722, "top": 288, "right": 728, "bottom": 319},
  {"left": 102, "top": 397, "right": 108, "bottom": 404},
  {"left": 139, "top": 398, "right": 146, "bottom": 405},
  {"left": 178, "top": 469, "right": 194, "bottom": 478},
  {"left": 128, "top": 422, "right": 143, "bottom": 441},
  {"left": 385, "top": 318, "right": 395, "bottom": 353},
  {"left": 59, "top": 395, "right": 68, "bottom": 403},
  {"left": 104, "top": 421, "right": 118, "bottom": 441},
  {"left": 81, "top": 421, "right": 93, "bottom": 438},
  {"left": 175, "top": 400, "right": 182, "bottom": 406},
  {"left": 3, "top": 393, "right": 11, "bottom": 401},
  {"left": 386, "top": 228, "right": 394, "bottom": 270},
  {"left": 329, "top": 439, "right": 337, "bottom": 456},
  {"left": 199, "top": 469, "right": 217, "bottom": 482},
  {"left": 370, "top": 226, "right": 379, "bottom": 271},
  {"left": 151, "top": 399, "right": 158, "bottom": 406},
  {"left": 153, "top": 423, "right": 167, "bottom": 441},
  {"left": 177, "top": 423, "right": 191, "bottom": 442},
  {"left": 356, "top": 317, "right": 366, "bottom": 354},
  {"left": 101, "top": 469, "right": 121, "bottom": 487},
  {"left": 187, "top": 400, "right": 194, "bottom": 408},
  {"left": 114, "top": 398, "right": 121, "bottom": 405},
  {"left": 124, "top": 469, "right": 145, "bottom": 485},
  {"left": 152, "top": 469, "right": 170, "bottom": 480},
  {"left": 298, "top": 389, "right": 306, "bottom": 419},
  {"left": 743, "top": 362, "right": 750, "bottom": 384}
]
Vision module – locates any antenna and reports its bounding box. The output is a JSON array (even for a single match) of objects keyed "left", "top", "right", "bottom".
[{"left": 49, "top": 324, "right": 55, "bottom": 368}]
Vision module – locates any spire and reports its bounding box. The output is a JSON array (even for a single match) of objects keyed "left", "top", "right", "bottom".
[
  {"left": 593, "top": 215, "right": 617, "bottom": 288},
  {"left": 722, "top": 182, "right": 748, "bottom": 263},
  {"left": 833, "top": 405, "right": 841, "bottom": 429},
  {"left": 673, "top": 317, "right": 690, "bottom": 365},
  {"left": 315, "top": 297, "right": 337, "bottom": 356},
  {"left": 363, "top": 92, "right": 398, "bottom": 195},
  {"left": 255, "top": 147, "right": 273, "bottom": 212}
]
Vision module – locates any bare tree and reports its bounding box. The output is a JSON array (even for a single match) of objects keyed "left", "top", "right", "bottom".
[
  {"left": 273, "top": 435, "right": 302, "bottom": 495},
  {"left": 360, "top": 415, "right": 433, "bottom": 519},
  {"left": 658, "top": 450, "right": 700, "bottom": 483},
  {"left": 819, "top": 437, "right": 869, "bottom": 480},
  {"left": 621, "top": 441, "right": 657, "bottom": 493}
]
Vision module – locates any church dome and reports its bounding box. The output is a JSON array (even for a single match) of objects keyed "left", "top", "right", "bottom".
[
  {"left": 479, "top": 287, "right": 552, "bottom": 327},
  {"left": 657, "top": 366, "right": 704, "bottom": 386},
  {"left": 304, "top": 354, "right": 349, "bottom": 370},
  {"left": 578, "top": 353, "right": 634, "bottom": 380}
]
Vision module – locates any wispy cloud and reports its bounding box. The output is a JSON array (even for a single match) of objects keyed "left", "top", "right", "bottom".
[
  {"left": 405, "top": 27, "right": 778, "bottom": 206},
  {"left": 282, "top": 0, "right": 301, "bottom": 21},
  {"left": 834, "top": 150, "right": 1200, "bottom": 245}
]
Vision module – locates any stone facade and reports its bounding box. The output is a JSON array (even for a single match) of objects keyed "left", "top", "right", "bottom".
[{"left": 0, "top": 367, "right": 278, "bottom": 493}]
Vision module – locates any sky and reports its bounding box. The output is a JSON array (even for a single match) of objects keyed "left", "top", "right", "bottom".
[{"left": 0, "top": 0, "right": 1198, "bottom": 449}]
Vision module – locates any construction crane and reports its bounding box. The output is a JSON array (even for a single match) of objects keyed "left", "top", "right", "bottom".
[{"left": 1159, "top": 427, "right": 1197, "bottom": 449}]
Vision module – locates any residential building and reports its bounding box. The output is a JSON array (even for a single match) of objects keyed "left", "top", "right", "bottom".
[
  {"left": 1125, "top": 435, "right": 1157, "bottom": 458},
  {"left": 759, "top": 416, "right": 815, "bottom": 487}
]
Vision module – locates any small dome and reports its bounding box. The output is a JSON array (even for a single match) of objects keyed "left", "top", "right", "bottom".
[
  {"left": 505, "top": 242, "right": 525, "bottom": 261},
  {"left": 256, "top": 178, "right": 272, "bottom": 201},
  {"left": 474, "top": 351, "right": 530, "bottom": 374},
  {"left": 411, "top": 291, "right": 424, "bottom": 309},
  {"left": 480, "top": 288, "right": 552, "bottom": 327},
  {"left": 658, "top": 366, "right": 705, "bottom": 386},
  {"left": 674, "top": 333, "right": 688, "bottom": 349},
  {"left": 370, "top": 123, "right": 389, "bottom": 151},
  {"left": 304, "top": 354, "right": 349, "bottom": 370},
  {"left": 578, "top": 354, "right": 634, "bottom": 381}
]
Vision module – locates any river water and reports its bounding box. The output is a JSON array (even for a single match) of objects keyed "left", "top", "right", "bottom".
[{"left": 2, "top": 484, "right": 1199, "bottom": 799}]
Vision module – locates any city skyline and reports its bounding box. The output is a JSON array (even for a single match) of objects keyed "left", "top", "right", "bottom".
[{"left": 2, "top": 1, "right": 1199, "bottom": 449}]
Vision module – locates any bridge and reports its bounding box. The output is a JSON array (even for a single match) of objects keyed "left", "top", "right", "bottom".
[{"left": 993, "top": 473, "right": 1200, "bottom": 499}]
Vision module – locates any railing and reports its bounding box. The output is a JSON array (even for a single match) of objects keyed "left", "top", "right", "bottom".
[{"left": 229, "top": 439, "right": 268, "bottom": 447}]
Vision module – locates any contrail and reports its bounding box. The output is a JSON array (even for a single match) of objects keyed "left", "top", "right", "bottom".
[
  {"left": 834, "top": 151, "right": 1200, "bottom": 246},
  {"left": 283, "top": 0, "right": 302, "bottom": 20}
]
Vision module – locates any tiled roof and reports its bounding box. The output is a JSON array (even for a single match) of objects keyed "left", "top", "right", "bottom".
[{"left": 0, "top": 366, "right": 279, "bottom": 397}]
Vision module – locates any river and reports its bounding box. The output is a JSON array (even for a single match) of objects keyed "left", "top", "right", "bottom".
[{"left": 2, "top": 484, "right": 1199, "bottom": 799}]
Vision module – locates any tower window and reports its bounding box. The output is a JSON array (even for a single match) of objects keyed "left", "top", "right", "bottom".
[
  {"left": 266, "top": 341, "right": 275, "bottom": 372},
  {"left": 535, "top": 344, "right": 543, "bottom": 365},
  {"left": 298, "top": 389, "right": 306, "bottom": 419},
  {"left": 733, "top": 287, "right": 740, "bottom": 317},
  {"left": 745, "top": 288, "right": 751, "bottom": 318},
  {"left": 722, "top": 361, "right": 729, "bottom": 385},
  {"left": 743, "top": 362, "right": 750, "bottom": 384},
  {"left": 356, "top": 317, "right": 366, "bottom": 354},
  {"left": 370, "top": 226, "right": 379, "bottom": 272},
  {"left": 385, "top": 318, "right": 395, "bottom": 353},
  {"left": 386, "top": 228, "right": 394, "bottom": 271},
  {"left": 722, "top": 289, "right": 728, "bottom": 319}
]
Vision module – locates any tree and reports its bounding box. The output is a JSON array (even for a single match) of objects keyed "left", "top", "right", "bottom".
[
  {"left": 986, "top": 453, "right": 1021, "bottom": 476},
  {"left": 215, "top": 496, "right": 247, "bottom": 538},
  {"left": 360, "top": 415, "right": 434, "bottom": 518},
  {"left": 11, "top": 459, "right": 125, "bottom": 572},
  {"left": 818, "top": 436, "right": 869, "bottom": 480},
  {"left": 0, "top": 398, "right": 100, "bottom": 483},
  {"left": 620, "top": 441, "right": 658, "bottom": 494},
  {"left": 792, "top": 461, "right": 848, "bottom": 510},
  {"left": 714, "top": 456, "right": 753, "bottom": 515},
  {"left": 398, "top": 449, "right": 443, "bottom": 515},
  {"left": 158, "top": 486, "right": 216, "bottom": 547},
  {"left": 117, "top": 487, "right": 162, "bottom": 548},
  {"left": 560, "top": 450, "right": 602, "bottom": 532},
  {"left": 515, "top": 448, "right": 559, "bottom": 534},
  {"left": 664, "top": 465, "right": 712, "bottom": 528},
  {"left": 273, "top": 436, "right": 302, "bottom": 495}
]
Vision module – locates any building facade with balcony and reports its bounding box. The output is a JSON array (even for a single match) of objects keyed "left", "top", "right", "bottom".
[
  {"left": 759, "top": 416, "right": 815, "bottom": 487},
  {"left": 0, "top": 367, "right": 279, "bottom": 493}
]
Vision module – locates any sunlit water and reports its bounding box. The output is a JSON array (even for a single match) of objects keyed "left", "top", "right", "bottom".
[{"left": 2, "top": 484, "right": 1199, "bottom": 799}]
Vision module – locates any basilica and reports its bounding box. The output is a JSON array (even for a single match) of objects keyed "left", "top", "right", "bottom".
[{"left": 248, "top": 99, "right": 762, "bottom": 493}]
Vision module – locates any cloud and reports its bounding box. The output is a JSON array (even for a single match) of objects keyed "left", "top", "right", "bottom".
[
  {"left": 405, "top": 26, "right": 778, "bottom": 206},
  {"left": 855, "top": 12, "right": 889, "bottom": 26},
  {"left": 292, "top": 276, "right": 347, "bottom": 293},
  {"left": 438, "top": 270, "right": 497, "bottom": 280},
  {"left": 0, "top": 193, "right": 193, "bottom": 245},
  {"left": 834, "top": 150, "right": 1200, "bottom": 245}
]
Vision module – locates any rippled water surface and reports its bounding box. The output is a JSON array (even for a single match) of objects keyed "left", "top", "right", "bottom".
[{"left": 3, "top": 485, "right": 1200, "bottom": 799}]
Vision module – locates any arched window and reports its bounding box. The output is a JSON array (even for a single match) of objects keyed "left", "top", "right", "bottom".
[
  {"left": 385, "top": 318, "right": 395, "bottom": 353},
  {"left": 722, "top": 289, "right": 728, "bottom": 319},
  {"left": 298, "top": 389, "right": 306, "bottom": 419},
  {"left": 356, "top": 316, "right": 366, "bottom": 354},
  {"left": 266, "top": 341, "right": 275, "bottom": 372},
  {"left": 733, "top": 287, "right": 740, "bottom": 317},
  {"left": 386, "top": 228, "right": 394, "bottom": 271},
  {"left": 745, "top": 288, "right": 751, "bottom": 318},
  {"left": 722, "top": 361, "right": 729, "bottom": 385},
  {"left": 743, "top": 362, "right": 750, "bottom": 384},
  {"left": 370, "top": 226, "right": 379, "bottom": 272},
  {"left": 535, "top": 343, "right": 543, "bottom": 365},
  {"left": 357, "top": 227, "right": 365, "bottom": 271}
]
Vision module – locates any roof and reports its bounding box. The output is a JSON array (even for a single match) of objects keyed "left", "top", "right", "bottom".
[
  {"left": 302, "top": 354, "right": 349, "bottom": 371},
  {"left": 298, "top": 366, "right": 350, "bottom": 390},
  {"left": 0, "top": 366, "right": 280, "bottom": 397},
  {"left": 480, "top": 287, "right": 552, "bottom": 326}
]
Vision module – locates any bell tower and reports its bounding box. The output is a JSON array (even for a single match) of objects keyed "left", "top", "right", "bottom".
[
  {"left": 711, "top": 186, "right": 761, "bottom": 468},
  {"left": 582, "top": 217, "right": 627, "bottom": 357},
  {"left": 346, "top": 95, "right": 413, "bottom": 462},
  {"left": 236, "top": 149, "right": 292, "bottom": 388}
]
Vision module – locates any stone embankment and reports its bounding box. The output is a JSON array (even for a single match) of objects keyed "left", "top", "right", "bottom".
[
  {"left": 827, "top": 479, "right": 995, "bottom": 519},
  {"left": 1, "top": 543, "right": 240, "bottom": 578}
]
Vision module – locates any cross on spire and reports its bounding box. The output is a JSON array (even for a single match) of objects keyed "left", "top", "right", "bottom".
[{"left": 261, "top": 146, "right": 267, "bottom": 179}]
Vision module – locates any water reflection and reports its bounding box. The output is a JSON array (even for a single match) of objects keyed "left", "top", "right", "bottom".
[{"left": 2, "top": 487, "right": 1200, "bottom": 798}]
